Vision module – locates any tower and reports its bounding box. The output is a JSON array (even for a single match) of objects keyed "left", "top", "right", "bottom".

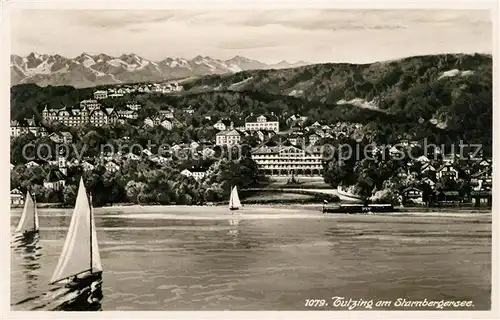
[
  {"left": 58, "top": 148, "right": 67, "bottom": 176},
  {"left": 42, "top": 105, "right": 48, "bottom": 120}
]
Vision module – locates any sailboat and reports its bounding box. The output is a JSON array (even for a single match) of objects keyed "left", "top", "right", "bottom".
[
  {"left": 229, "top": 186, "right": 241, "bottom": 211},
  {"left": 49, "top": 178, "right": 103, "bottom": 288},
  {"left": 14, "top": 191, "right": 39, "bottom": 236}
]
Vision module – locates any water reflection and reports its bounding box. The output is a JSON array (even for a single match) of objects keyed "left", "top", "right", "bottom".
[
  {"left": 11, "top": 211, "right": 492, "bottom": 311},
  {"left": 11, "top": 231, "right": 103, "bottom": 311},
  {"left": 228, "top": 219, "right": 240, "bottom": 237},
  {"left": 12, "top": 232, "right": 42, "bottom": 295}
]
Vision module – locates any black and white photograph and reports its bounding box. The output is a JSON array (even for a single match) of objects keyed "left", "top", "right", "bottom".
[{"left": 3, "top": 0, "right": 497, "bottom": 317}]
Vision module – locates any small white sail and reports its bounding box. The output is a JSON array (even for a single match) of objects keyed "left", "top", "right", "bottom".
[
  {"left": 50, "top": 178, "right": 102, "bottom": 284},
  {"left": 14, "top": 192, "right": 38, "bottom": 233},
  {"left": 229, "top": 186, "right": 241, "bottom": 209}
]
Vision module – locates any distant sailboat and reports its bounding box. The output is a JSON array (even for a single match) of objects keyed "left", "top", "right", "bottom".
[
  {"left": 14, "top": 191, "right": 39, "bottom": 236},
  {"left": 50, "top": 178, "right": 102, "bottom": 286},
  {"left": 229, "top": 186, "right": 241, "bottom": 211}
]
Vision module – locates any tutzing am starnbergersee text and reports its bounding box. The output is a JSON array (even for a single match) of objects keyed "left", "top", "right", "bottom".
[{"left": 304, "top": 297, "right": 475, "bottom": 310}]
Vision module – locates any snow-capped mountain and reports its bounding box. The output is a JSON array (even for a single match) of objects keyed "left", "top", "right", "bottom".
[{"left": 10, "top": 52, "right": 311, "bottom": 88}]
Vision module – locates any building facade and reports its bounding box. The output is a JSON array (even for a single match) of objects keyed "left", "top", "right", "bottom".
[
  {"left": 10, "top": 118, "right": 48, "bottom": 137},
  {"left": 216, "top": 130, "right": 241, "bottom": 146},
  {"left": 43, "top": 105, "right": 113, "bottom": 127},
  {"left": 245, "top": 113, "right": 279, "bottom": 132},
  {"left": 93, "top": 90, "right": 108, "bottom": 100},
  {"left": 89, "top": 109, "right": 109, "bottom": 127},
  {"left": 251, "top": 145, "right": 323, "bottom": 176}
]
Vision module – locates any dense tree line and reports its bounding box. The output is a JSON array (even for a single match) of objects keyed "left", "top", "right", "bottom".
[
  {"left": 322, "top": 137, "right": 478, "bottom": 205},
  {"left": 11, "top": 54, "right": 492, "bottom": 154},
  {"left": 11, "top": 153, "right": 260, "bottom": 207}
]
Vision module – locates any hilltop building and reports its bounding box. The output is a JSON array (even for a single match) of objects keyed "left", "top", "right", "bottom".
[{"left": 245, "top": 113, "right": 279, "bottom": 132}]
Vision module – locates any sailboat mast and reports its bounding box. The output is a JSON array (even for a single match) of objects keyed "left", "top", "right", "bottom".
[
  {"left": 89, "top": 191, "right": 93, "bottom": 273},
  {"left": 33, "top": 192, "right": 37, "bottom": 231}
]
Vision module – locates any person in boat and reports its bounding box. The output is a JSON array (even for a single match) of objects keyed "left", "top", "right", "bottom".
[{"left": 66, "top": 275, "right": 79, "bottom": 288}]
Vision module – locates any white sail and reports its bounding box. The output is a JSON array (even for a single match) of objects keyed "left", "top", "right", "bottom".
[
  {"left": 14, "top": 192, "right": 38, "bottom": 233},
  {"left": 50, "top": 178, "right": 102, "bottom": 284},
  {"left": 229, "top": 186, "right": 241, "bottom": 209}
]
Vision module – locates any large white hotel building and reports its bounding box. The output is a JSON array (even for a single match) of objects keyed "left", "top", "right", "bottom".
[{"left": 250, "top": 145, "right": 323, "bottom": 176}]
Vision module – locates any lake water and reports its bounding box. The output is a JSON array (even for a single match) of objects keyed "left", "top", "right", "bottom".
[{"left": 11, "top": 206, "right": 492, "bottom": 311}]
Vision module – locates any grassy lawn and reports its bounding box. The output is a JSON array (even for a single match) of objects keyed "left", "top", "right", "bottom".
[
  {"left": 265, "top": 176, "right": 331, "bottom": 188},
  {"left": 244, "top": 192, "right": 313, "bottom": 201}
]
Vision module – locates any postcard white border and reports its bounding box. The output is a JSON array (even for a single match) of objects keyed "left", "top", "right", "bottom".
[{"left": 0, "top": 0, "right": 498, "bottom": 319}]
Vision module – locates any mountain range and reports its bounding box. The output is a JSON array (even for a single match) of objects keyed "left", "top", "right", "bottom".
[{"left": 10, "top": 52, "right": 310, "bottom": 88}]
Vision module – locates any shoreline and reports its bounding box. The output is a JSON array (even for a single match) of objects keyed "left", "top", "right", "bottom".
[{"left": 10, "top": 202, "right": 492, "bottom": 216}]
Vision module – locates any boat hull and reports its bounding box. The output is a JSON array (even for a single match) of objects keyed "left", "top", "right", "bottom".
[
  {"left": 51, "top": 272, "right": 103, "bottom": 311},
  {"left": 229, "top": 207, "right": 239, "bottom": 211},
  {"left": 323, "top": 204, "right": 395, "bottom": 214}
]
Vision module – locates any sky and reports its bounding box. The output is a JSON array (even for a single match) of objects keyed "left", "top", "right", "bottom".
[{"left": 10, "top": 9, "right": 492, "bottom": 64}]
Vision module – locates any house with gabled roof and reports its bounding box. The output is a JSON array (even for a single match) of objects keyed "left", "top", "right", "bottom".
[
  {"left": 143, "top": 117, "right": 155, "bottom": 127},
  {"left": 105, "top": 161, "right": 120, "bottom": 173},
  {"left": 158, "top": 109, "right": 174, "bottom": 119},
  {"left": 149, "top": 155, "right": 170, "bottom": 165},
  {"left": 181, "top": 169, "right": 193, "bottom": 177},
  {"left": 214, "top": 119, "right": 232, "bottom": 131},
  {"left": 202, "top": 147, "right": 216, "bottom": 158},
  {"left": 471, "top": 167, "right": 492, "bottom": 191},
  {"left": 25, "top": 161, "right": 41, "bottom": 168},
  {"left": 43, "top": 169, "right": 66, "bottom": 191},
  {"left": 171, "top": 144, "right": 182, "bottom": 152},
  {"left": 10, "top": 188, "right": 24, "bottom": 206},
  {"left": 475, "top": 158, "right": 492, "bottom": 170},
  {"left": 10, "top": 120, "right": 25, "bottom": 137},
  {"left": 93, "top": 90, "right": 108, "bottom": 100},
  {"left": 183, "top": 105, "right": 194, "bottom": 114},
  {"left": 190, "top": 141, "right": 200, "bottom": 150},
  {"left": 245, "top": 113, "right": 279, "bottom": 132},
  {"left": 421, "top": 163, "right": 436, "bottom": 173},
  {"left": 160, "top": 119, "right": 173, "bottom": 130},
  {"left": 117, "top": 110, "right": 138, "bottom": 120},
  {"left": 124, "top": 153, "right": 141, "bottom": 161},
  {"left": 60, "top": 132, "right": 73, "bottom": 143},
  {"left": 308, "top": 133, "right": 320, "bottom": 146},
  {"left": 422, "top": 177, "right": 436, "bottom": 188},
  {"left": 216, "top": 129, "right": 242, "bottom": 146},
  {"left": 126, "top": 101, "right": 141, "bottom": 111},
  {"left": 310, "top": 121, "right": 322, "bottom": 129},
  {"left": 48, "top": 132, "right": 64, "bottom": 144},
  {"left": 436, "top": 163, "right": 459, "bottom": 180},
  {"left": 105, "top": 108, "right": 118, "bottom": 124},
  {"left": 81, "top": 161, "right": 95, "bottom": 172},
  {"left": 416, "top": 155, "right": 430, "bottom": 164},
  {"left": 402, "top": 187, "right": 424, "bottom": 204}
]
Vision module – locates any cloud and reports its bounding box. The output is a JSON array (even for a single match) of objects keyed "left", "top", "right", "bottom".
[{"left": 10, "top": 9, "right": 492, "bottom": 64}]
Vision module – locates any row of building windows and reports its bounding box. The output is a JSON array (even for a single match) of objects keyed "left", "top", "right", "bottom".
[
  {"left": 259, "top": 165, "right": 322, "bottom": 169},
  {"left": 253, "top": 155, "right": 322, "bottom": 159},
  {"left": 255, "top": 160, "right": 322, "bottom": 164}
]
